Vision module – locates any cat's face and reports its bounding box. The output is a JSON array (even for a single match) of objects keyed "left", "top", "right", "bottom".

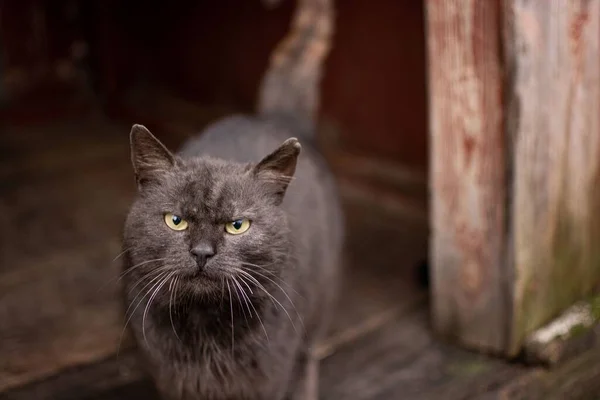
[{"left": 122, "top": 125, "right": 300, "bottom": 303}]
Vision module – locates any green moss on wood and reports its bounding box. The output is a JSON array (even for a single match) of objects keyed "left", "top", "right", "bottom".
[
  {"left": 447, "top": 359, "right": 490, "bottom": 377},
  {"left": 566, "top": 323, "right": 588, "bottom": 339},
  {"left": 512, "top": 202, "right": 600, "bottom": 356},
  {"left": 589, "top": 294, "right": 600, "bottom": 321}
]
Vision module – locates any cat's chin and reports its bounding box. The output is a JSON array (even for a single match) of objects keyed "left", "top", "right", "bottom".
[{"left": 177, "top": 271, "right": 227, "bottom": 297}]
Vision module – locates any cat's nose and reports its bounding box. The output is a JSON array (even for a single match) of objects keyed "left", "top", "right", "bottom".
[{"left": 190, "top": 243, "right": 215, "bottom": 270}]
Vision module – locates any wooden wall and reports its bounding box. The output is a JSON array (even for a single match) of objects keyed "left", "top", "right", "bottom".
[
  {"left": 0, "top": 0, "right": 91, "bottom": 123},
  {"left": 85, "top": 0, "right": 429, "bottom": 172}
]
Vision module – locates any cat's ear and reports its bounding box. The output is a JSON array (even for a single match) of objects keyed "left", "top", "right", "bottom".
[
  {"left": 253, "top": 137, "right": 301, "bottom": 203},
  {"left": 130, "top": 124, "right": 175, "bottom": 189}
]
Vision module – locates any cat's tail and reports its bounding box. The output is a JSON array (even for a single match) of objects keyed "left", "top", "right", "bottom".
[{"left": 257, "top": 0, "right": 334, "bottom": 135}]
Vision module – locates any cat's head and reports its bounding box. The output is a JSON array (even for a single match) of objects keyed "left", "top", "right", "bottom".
[{"left": 122, "top": 124, "right": 300, "bottom": 302}]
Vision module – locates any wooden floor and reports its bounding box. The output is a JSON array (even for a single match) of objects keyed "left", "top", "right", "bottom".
[{"left": 1, "top": 114, "right": 600, "bottom": 400}]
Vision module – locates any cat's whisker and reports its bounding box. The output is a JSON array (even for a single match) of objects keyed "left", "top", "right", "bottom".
[
  {"left": 118, "top": 258, "right": 169, "bottom": 281},
  {"left": 169, "top": 276, "right": 181, "bottom": 342},
  {"left": 118, "top": 270, "right": 171, "bottom": 356},
  {"left": 237, "top": 275, "right": 254, "bottom": 295},
  {"left": 124, "top": 269, "right": 171, "bottom": 318},
  {"left": 231, "top": 269, "right": 266, "bottom": 292},
  {"left": 236, "top": 271, "right": 299, "bottom": 335},
  {"left": 112, "top": 247, "right": 132, "bottom": 262},
  {"left": 232, "top": 278, "right": 249, "bottom": 324},
  {"left": 219, "top": 277, "right": 225, "bottom": 309},
  {"left": 97, "top": 257, "right": 167, "bottom": 293},
  {"left": 143, "top": 271, "right": 175, "bottom": 347},
  {"left": 125, "top": 265, "right": 173, "bottom": 296},
  {"left": 234, "top": 276, "right": 269, "bottom": 343},
  {"left": 239, "top": 261, "right": 299, "bottom": 295},
  {"left": 225, "top": 279, "right": 235, "bottom": 356},
  {"left": 232, "top": 277, "right": 253, "bottom": 320},
  {"left": 240, "top": 267, "right": 305, "bottom": 331}
]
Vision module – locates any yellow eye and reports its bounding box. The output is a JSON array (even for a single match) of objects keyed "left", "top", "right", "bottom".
[
  {"left": 225, "top": 218, "right": 251, "bottom": 235},
  {"left": 164, "top": 213, "right": 188, "bottom": 231}
]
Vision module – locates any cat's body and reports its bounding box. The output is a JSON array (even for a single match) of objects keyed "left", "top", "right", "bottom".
[
  {"left": 122, "top": 115, "right": 342, "bottom": 399},
  {"left": 121, "top": 1, "right": 341, "bottom": 398}
]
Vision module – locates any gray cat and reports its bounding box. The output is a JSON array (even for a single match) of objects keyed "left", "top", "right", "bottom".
[{"left": 120, "top": 0, "right": 343, "bottom": 399}]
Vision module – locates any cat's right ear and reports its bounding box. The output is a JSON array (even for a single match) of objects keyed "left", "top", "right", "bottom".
[{"left": 130, "top": 124, "right": 175, "bottom": 190}]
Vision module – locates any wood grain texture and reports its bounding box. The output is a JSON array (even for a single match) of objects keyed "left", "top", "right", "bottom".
[
  {"left": 487, "top": 347, "right": 600, "bottom": 400},
  {"left": 0, "top": 352, "right": 150, "bottom": 400},
  {"left": 320, "top": 309, "right": 526, "bottom": 400},
  {"left": 426, "top": 0, "right": 508, "bottom": 352},
  {"left": 504, "top": 0, "right": 600, "bottom": 355}
]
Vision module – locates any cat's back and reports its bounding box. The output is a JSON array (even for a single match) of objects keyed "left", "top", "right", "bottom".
[{"left": 179, "top": 115, "right": 314, "bottom": 166}]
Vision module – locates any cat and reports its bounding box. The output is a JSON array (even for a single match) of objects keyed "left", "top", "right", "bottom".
[{"left": 120, "top": 0, "right": 342, "bottom": 399}]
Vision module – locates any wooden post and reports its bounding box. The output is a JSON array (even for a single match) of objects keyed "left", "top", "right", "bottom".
[
  {"left": 427, "top": 0, "right": 508, "bottom": 354},
  {"left": 504, "top": 0, "right": 600, "bottom": 355},
  {"left": 427, "top": 0, "right": 600, "bottom": 356}
]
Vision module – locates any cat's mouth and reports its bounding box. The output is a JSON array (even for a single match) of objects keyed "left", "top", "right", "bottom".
[{"left": 175, "top": 264, "right": 226, "bottom": 288}]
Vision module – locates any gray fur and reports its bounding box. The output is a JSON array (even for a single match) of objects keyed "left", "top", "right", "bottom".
[{"left": 121, "top": 115, "right": 343, "bottom": 400}]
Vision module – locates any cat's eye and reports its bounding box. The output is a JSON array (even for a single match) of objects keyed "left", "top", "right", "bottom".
[
  {"left": 164, "top": 213, "right": 188, "bottom": 231},
  {"left": 225, "top": 218, "right": 251, "bottom": 235}
]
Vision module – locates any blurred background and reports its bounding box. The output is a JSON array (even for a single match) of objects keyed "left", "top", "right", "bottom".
[{"left": 1, "top": 0, "right": 599, "bottom": 399}]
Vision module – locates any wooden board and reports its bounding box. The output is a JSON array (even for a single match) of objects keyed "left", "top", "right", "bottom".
[
  {"left": 1, "top": 307, "right": 534, "bottom": 400},
  {"left": 320, "top": 308, "right": 526, "bottom": 400},
  {"left": 0, "top": 118, "right": 136, "bottom": 391},
  {"left": 504, "top": 0, "right": 600, "bottom": 355},
  {"left": 426, "top": 0, "right": 509, "bottom": 353}
]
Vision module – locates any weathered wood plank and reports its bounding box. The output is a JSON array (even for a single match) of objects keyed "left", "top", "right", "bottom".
[
  {"left": 0, "top": 240, "right": 132, "bottom": 392},
  {"left": 0, "top": 352, "right": 153, "bottom": 400},
  {"left": 426, "top": 0, "right": 508, "bottom": 352},
  {"left": 0, "top": 119, "right": 136, "bottom": 391},
  {"left": 4, "top": 307, "right": 527, "bottom": 400},
  {"left": 504, "top": 0, "right": 600, "bottom": 355},
  {"left": 321, "top": 307, "right": 526, "bottom": 400},
  {"left": 488, "top": 347, "right": 600, "bottom": 399}
]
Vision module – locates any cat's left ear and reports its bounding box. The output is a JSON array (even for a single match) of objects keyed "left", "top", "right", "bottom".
[
  {"left": 130, "top": 124, "right": 175, "bottom": 190},
  {"left": 253, "top": 137, "right": 301, "bottom": 204}
]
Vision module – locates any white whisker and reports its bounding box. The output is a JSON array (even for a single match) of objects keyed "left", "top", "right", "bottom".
[
  {"left": 118, "top": 258, "right": 168, "bottom": 281},
  {"left": 169, "top": 276, "right": 181, "bottom": 342},
  {"left": 118, "top": 270, "right": 170, "bottom": 356},
  {"left": 234, "top": 276, "right": 269, "bottom": 343},
  {"left": 225, "top": 279, "right": 235, "bottom": 356},
  {"left": 240, "top": 261, "right": 299, "bottom": 295},
  {"left": 232, "top": 278, "right": 249, "bottom": 324},
  {"left": 235, "top": 271, "right": 299, "bottom": 334},
  {"left": 112, "top": 247, "right": 132, "bottom": 262},
  {"left": 125, "top": 265, "right": 173, "bottom": 296},
  {"left": 143, "top": 271, "right": 175, "bottom": 346},
  {"left": 241, "top": 267, "right": 304, "bottom": 329},
  {"left": 233, "top": 278, "right": 253, "bottom": 319}
]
